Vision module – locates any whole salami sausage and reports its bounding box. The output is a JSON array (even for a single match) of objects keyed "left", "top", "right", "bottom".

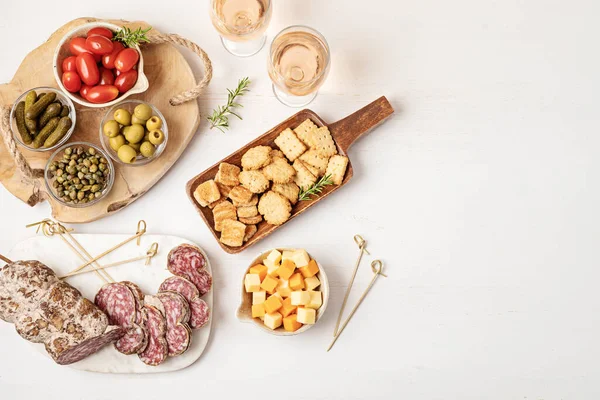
[
  {"left": 138, "top": 305, "right": 168, "bottom": 366},
  {"left": 51, "top": 326, "right": 125, "bottom": 365},
  {"left": 167, "top": 245, "right": 213, "bottom": 296},
  {"left": 157, "top": 291, "right": 192, "bottom": 356},
  {"left": 159, "top": 276, "right": 210, "bottom": 329}
]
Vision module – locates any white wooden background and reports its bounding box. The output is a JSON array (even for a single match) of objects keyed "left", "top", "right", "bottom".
[{"left": 1, "top": 1, "right": 599, "bottom": 399}]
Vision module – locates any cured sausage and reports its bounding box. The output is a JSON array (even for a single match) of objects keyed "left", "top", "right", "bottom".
[
  {"left": 51, "top": 325, "right": 125, "bottom": 365},
  {"left": 159, "top": 276, "right": 210, "bottom": 329},
  {"left": 157, "top": 291, "right": 191, "bottom": 356},
  {"left": 138, "top": 305, "right": 168, "bottom": 366},
  {"left": 122, "top": 281, "right": 144, "bottom": 324},
  {"left": 167, "top": 244, "right": 213, "bottom": 296},
  {"left": 115, "top": 324, "right": 148, "bottom": 355}
]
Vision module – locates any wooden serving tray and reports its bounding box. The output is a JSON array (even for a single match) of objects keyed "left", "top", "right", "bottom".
[
  {"left": 0, "top": 18, "right": 204, "bottom": 223},
  {"left": 186, "top": 96, "right": 394, "bottom": 253}
]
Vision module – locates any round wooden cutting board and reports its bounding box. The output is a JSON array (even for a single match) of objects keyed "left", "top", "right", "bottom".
[{"left": 0, "top": 18, "right": 202, "bottom": 223}]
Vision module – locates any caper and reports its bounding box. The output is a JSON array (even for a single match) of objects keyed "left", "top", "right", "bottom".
[{"left": 90, "top": 164, "right": 98, "bottom": 173}]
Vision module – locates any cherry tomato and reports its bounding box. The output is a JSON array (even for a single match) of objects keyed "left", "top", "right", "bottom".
[
  {"left": 85, "top": 85, "right": 119, "bottom": 104},
  {"left": 114, "top": 70, "right": 138, "bottom": 93},
  {"left": 76, "top": 53, "right": 100, "bottom": 86},
  {"left": 114, "top": 48, "right": 140, "bottom": 72},
  {"left": 87, "top": 27, "right": 113, "bottom": 39},
  {"left": 102, "top": 41, "right": 124, "bottom": 70},
  {"left": 62, "top": 71, "right": 82, "bottom": 93},
  {"left": 98, "top": 67, "right": 115, "bottom": 85},
  {"left": 85, "top": 35, "right": 114, "bottom": 55},
  {"left": 79, "top": 84, "right": 92, "bottom": 100},
  {"left": 62, "top": 56, "right": 77, "bottom": 72},
  {"left": 68, "top": 37, "right": 101, "bottom": 61}
]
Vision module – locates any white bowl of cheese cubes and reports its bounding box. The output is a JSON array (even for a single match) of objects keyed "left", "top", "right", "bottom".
[{"left": 237, "top": 248, "right": 329, "bottom": 335}]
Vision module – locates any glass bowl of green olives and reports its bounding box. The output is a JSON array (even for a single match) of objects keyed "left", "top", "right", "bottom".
[
  {"left": 44, "top": 142, "right": 115, "bottom": 208},
  {"left": 99, "top": 100, "right": 168, "bottom": 166}
]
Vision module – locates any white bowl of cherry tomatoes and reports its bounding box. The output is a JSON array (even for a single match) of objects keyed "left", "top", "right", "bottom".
[{"left": 53, "top": 22, "right": 149, "bottom": 108}]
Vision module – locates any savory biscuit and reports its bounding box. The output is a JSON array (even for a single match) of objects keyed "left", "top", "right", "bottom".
[
  {"left": 237, "top": 205, "right": 258, "bottom": 218},
  {"left": 262, "top": 157, "right": 296, "bottom": 184},
  {"left": 272, "top": 182, "right": 300, "bottom": 205},
  {"left": 292, "top": 160, "right": 317, "bottom": 190},
  {"left": 258, "top": 191, "right": 292, "bottom": 226},
  {"left": 274, "top": 128, "right": 307, "bottom": 161},
  {"left": 220, "top": 219, "right": 246, "bottom": 247},
  {"left": 215, "top": 162, "right": 241, "bottom": 186},
  {"left": 239, "top": 170, "right": 270, "bottom": 193},
  {"left": 301, "top": 161, "right": 320, "bottom": 178},
  {"left": 310, "top": 126, "right": 337, "bottom": 157},
  {"left": 212, "top": 200, "right": 237, "bottom": 232},
  {"left": 325, "top": 155, "right": 349, "bottom": 185},
  {"left": 193, "top": 179, "right": 221, "bottom": 207},
  {"left": 243, "top": 224, "right": 257, "bottom": 242},
  {"left": 216, "top": 182, "right": 234, "bottom": 198},
  {"left": 294, "top": 119, "right": 318, "bottom": 147},
  {"left": 241, "top": 146, "right": 272, "bottom": 170},
  {"left": 299, "top": 150, "right": 329, "bottom": 177},
  {"left": 228, "top": 185, "right": 254, "bottom": 204},
  {"left": 208, "top": 198, "right": 227, "bottom": 209},
  {"left": 239, "top": 215, "right": 263, "bottom": 225},
  {"left": 270, "top": 149, "right": 286, "bottom": 160}
]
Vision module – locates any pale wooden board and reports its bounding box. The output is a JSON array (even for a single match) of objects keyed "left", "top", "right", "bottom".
[
  {"left": 0, "top": 18, "right": 201, "bottom": 223},
  {"left": 6, "top": 233, "right": 213, "bottom": 374}
]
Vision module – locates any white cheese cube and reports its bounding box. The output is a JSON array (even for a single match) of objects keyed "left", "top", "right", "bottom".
[
  {"left": 264, "top": 259, "right": 279, "bottom": 276},
  {"left": 253, "top": 291, "right": 267, "bottom": 305},
  {"left": 266, "top": 249, "right": 282, "bottom": 264},
  {"left": 281, "top": 250, "right": 295, "bottom": 263},
  {"left": 291, "top": 249, "right": 310, "bottom": 268},
  {"left": 304, "top": 276, "right": 321, "bottom": 291},
  {"left": 272, "top": 292, "right": 284, "bottom": 301},
  {"left": 305, "top": 291, "right": 322, "bottom": 309},
  {"left": 291, "top": 290, "right": 310, "bottom": 306},
  {"left": 244, "top": 274, "right": 261, "bottom": 292},
  {"left": 296, "top": 307, "right": 316, "bottom": 324},
  {"left": 276, "top": 279, "right": 292, "bottom": 298},
  {"left": 264, "top": 312, "right": 282, "bottom": 330}
]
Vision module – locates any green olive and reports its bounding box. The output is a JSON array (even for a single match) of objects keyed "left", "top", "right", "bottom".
[
  {"left": 123, "top": 124, "right": 145, "bottom": 144},
  {"left": 109, "top": 135, "right": 126, "bottom": 151},
  {"left": 114, "top": 109, "right": 131, "bottom": 126},
  {"left": 117, "top": 145, "right": 138, "bottom": 164},
  {"left": 134, "top": 103, "right": 153, "bottom": 121},
  {"left": 103, "top": 120, "right": 120, "bottom": 138},
  {"left": 148, "top": 129, "right": 165, "bottom": 145},
  {"left": 140, "top": 141, "right": 156, "bottom": 158},
  {"left": 146, "top": 116, "right": 162, "bottom": 131},
  {"left": 131, "top": 115, "right": 147, "bottom": 125},
  {"left": 129, "top": 142, "right": 141, "bottom": 152}
]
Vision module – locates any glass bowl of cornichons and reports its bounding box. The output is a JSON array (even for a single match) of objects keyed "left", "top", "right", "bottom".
[
  {"left": 44, "top": 142, "right": 115, "bottom": 208},
  {"left": 10, "top": 87, "right": 76, "bottom": 152}
]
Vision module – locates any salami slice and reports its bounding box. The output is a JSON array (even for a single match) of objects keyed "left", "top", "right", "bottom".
[
  {"left": 51, "top": 326, "right": 125, "bottom": 365},
  {"left": 138, "top": 305, "right": 168, "bottom": 366},
  {"left": 144, "top": 294, "right": 165, "bottom": 315},
  {"left": 159, "top": 276, "right": 210, "bottom": 329},
  {"left": 157, "top": 291, "right": 192, "bottom": 356},
  {"left": 115, "top": 324, "right": 148, "bottom": 355},
  {"left": 94, "top": 283, "right": 136, "bottom": 327},
  {"left": 122, "top": 281, "right": 145, "bottom": 324},
  {"left": 167, "top": 244, "right": 213, "bottom": 296}
]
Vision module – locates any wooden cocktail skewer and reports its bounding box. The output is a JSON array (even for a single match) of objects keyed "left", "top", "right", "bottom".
[
  {"left": 327, "top": 260, "right": 387, "bottom": 352},
  {"left": 0, "top": 253, "right": 13, "bottom": 264},
  {"left": 333, "top": 235, "right": 370, "bottom": 336},
  {"left": 60, "top": 242, "right": 159, "bottom": 279}
]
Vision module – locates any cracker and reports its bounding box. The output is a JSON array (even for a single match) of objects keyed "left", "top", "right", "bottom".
[
  {"left": 325, "top": 155, "right": 349, "bottom": 185},
  {"left": 239, "top": 215, "right": 263, "bottom": 224},
  {"left": 220, "top": 219, "right": 246, "bottom": 247},
  {"left": 294, "top": 119, "right": 318, "bottom": 147},
  {"left": 212, "top": 200, "right": 237, "bottom": 232},
  {"left": 208, "top": 198, "right": 227, "bottom": 209},
  {"left": 193, "top": 179, "right": 221, "bottom": 207},
  {"left": 239, "top": 170, "right": 270, "bottom": 194},
  {"left": 301, "top": 161, "right": 320, "bottom": 178},
  {"left": 310, "top": 126, "right": 337, "bottom": 157},
  {"left": 216, "top": 182, "right": 234, "bottom": 198},
  {"left": 241, "top": 146, "right": 272, "bottom": 170},
  {"left": 243, "top": 224, "right": 257, "bottom": 242},
  {"left": 292, "top": 160, "right": 317, "bottom": 190},
  {"left": 258, "top": 191, "right": 292, "bottom": 226},
  {"left": 237, "top": 205, "right": 258, "bottom": 218},
  {"left": 233, "top": 194, "right": 259, "bottom": 207},
  {"left": 270, "top": 149, "right": 286, "bottom": 160},
  {"left": 262, "top": 157, "right": 296, "bottom": 184},
  {"left": 299, "top": 150, "right": 329, "bottom": 177},
  {"left": 274, "top": 128, "right": 306, "bottom": 161},
  {"left": 272, "top": 182, "right": 300, "bottom": 205},
  {"left": 228, "top": 185, "right": 253, "bottom": 204},
  {"left": 215, "top": 162, "right": 241, "bottom": 186}
]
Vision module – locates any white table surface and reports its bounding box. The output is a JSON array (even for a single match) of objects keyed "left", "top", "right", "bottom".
[{"left": 1, "top": 1, "right": 598, "bottom": 399}]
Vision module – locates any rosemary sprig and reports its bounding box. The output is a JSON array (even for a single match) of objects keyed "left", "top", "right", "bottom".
[
  {"left": 113, "top": 26, "right": 152, "bottom": 47},
  {"left": 298, "top": 174, "right": 334, "bottom": 201},
  {"left": 207, "top": 77, "right": 251, "bottom": 133}
]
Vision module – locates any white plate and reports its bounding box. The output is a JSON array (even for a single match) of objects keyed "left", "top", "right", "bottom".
[{"left": 6, "top": 234, "right": 212, "bottom": 374}]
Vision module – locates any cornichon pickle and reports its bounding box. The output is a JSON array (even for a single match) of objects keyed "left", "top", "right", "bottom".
[
  {"left": 24, "top": 90, "right": 37, "bottom": 134},
  {"left": 15, "top": 101, "right": 32, "bottom": 144},
  {"left": 25, "top": 92, "right": 56, "bottom": 120},
  {"left": 32, "top": 117, "right": 59, "bottom": 149},
  {"left": 60, "top": 105, "right": 69, "bottom": 117},
  {"left": 39, "top": 103, "right": 62, "bottom": 128},
  {"left": 43, "top": 116, "right": 72, "bottom": 148}
]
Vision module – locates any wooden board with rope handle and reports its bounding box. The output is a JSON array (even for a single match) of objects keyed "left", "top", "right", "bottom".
[{"left": 0, "top": 17, "right": 212, "bottom": 223}]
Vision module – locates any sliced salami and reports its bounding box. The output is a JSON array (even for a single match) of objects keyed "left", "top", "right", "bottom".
[
  {"left": 138, "top": 305, "right": 168, "bottom": 366},
  {"left": 167, "top": 244, "right": 212, "bottom": 296},
  {"left": 51, "top": 326, "right": 125, "bottom": 365},
  {"left": 115, "top": 324, "right": 148, "bottom": 355},
  {"left": 94, "top": 283, "right": 136, "bottom": 327},
  {"left": 122, "top": 281, "right": 145, "bottom": 324},
  {"left": 159, "top": 276, "right": 210, "bottom": 329},
  {"left": 157, "top": 291, "right": 192, "bottom": 356},
  {"left": 144, "top": 294, "right": 165, "bottom": 315}
]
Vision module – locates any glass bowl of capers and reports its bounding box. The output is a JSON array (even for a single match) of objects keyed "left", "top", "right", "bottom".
[
  {"left": 99, "top": 100, "right": 168, "bottom": 166},
  {"left": 44, "top": 142, "right": 115, "bottom": 208}
]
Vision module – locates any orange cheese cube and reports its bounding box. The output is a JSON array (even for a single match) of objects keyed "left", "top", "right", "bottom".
[
  {"left": 264, "top": 312, "right": 283, "bottom": 330},
  {"left": 280, "top": 297, "right": 297, "bottom": 317},
  {"left": 252, "top": 303, "right": 266, "bottom": 318},
  {"left": 263, "top": 294, "right": 283, "bottom": 314},
  {"left": 289, "top": 272, "right": 305, "bottom": 291},
  {"left": 260, "top": 275, "right": 279, "bottom": 294},
  {"left": 299, "top": 259, "right": 319, "bottom": 278},
  {"left": 276, "top": 259, "right": 296, "bottom": 280},
  {"left": 283, "top": 314, "right": 303, "bottom": 332},
  {"left": 249, "top": 264, "right": 268, "bottom": 281}
]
